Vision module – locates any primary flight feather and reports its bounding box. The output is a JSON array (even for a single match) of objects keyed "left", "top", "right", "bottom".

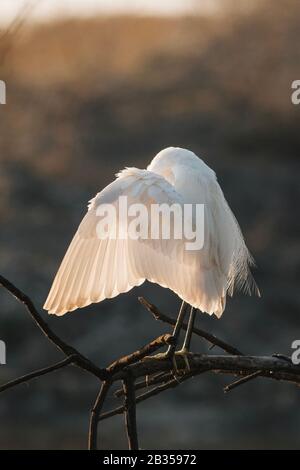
[{"left": 44, "top": 147, "right": 259, "bottom": 317}]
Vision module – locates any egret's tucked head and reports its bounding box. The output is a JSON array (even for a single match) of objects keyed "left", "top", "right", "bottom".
[
  {"left": 148, "top": 146, "right": 214, "bottom": 185},
  {"left": 148, "top": 147, "right": 198, "bottom": 171},
  {"left": 147, "top": 147, "right": 196, "bottom": 182}
]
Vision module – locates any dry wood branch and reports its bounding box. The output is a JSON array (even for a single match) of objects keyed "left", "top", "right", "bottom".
[
  {"left": 0, "top": 274, "right": 108, "bottom": 380},
  {"left": 99, "top": 352, "right": 300, "bottom": 421},
  {"left": 115, "top": 371, "right": 172, "bottom": 398},
  {"left": 123, "top": 374, "right": 139, "bottom": 450},
  {"left": 100, "top": 380, "right": 182, "bottom": 422},
  {"left": 107, "top": 333, "right": 174, "bottom": 374},
  {"left": 224, "top": 370, "right": 262, "bottom": 393},
  {"left": 88, "top": 380, "right": 112, "bottom": 450},
  {"left": 0, "top": 356, "right": 76, "bottom": 393},
  {"left": 100, "top": 368, "right": 210, "bottom": 422},
  {"left": 113, "top": 353, "right": 300, "bottom": 385},
  {"left": 0, "top": 1, "right": 40, "bottom": 69},
  {"left": 1, "top": 274, "right": 300, "bottom": 450},
  {"left": 139, "top": 297, "right": 243, "bottom": 356},
  {"left": 0, "top": 275, "right": 174, "bottom": 449}
]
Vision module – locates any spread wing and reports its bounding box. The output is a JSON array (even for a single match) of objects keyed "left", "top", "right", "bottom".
[
  {"left": 44, "top": 163, "right": 258, "bottom": 317},
  {"left": 44, "top": 168, "right": 196, "bottom": 315}
]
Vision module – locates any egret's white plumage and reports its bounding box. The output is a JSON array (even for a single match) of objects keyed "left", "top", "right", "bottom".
[{"left": 44, "top": 147, "right": 259, "bottom": 317}]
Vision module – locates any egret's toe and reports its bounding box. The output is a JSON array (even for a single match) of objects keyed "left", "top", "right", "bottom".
[{"left": 175, "top": 348, "right": 192, "bottom": 373}]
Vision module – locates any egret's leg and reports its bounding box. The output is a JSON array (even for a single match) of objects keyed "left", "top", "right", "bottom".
[
  {"left": 176, "top": 306, "right": 196, "bottom": 371},
  {"left": 143, "top": 301, "right": 188, "bottom": 365},
  {"left": 182, "top": 306, "right": 196, "bottom": 352},
  {"left": 165, "top": 301, "right": 189, "bottom": 358},
  {"left": 163, "top": 300, "right": 189, "bottom": 374}
]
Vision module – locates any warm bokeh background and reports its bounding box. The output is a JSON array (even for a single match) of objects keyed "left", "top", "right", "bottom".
[{"left": 0, "top": 0, "right": 299, "bottom": 449}]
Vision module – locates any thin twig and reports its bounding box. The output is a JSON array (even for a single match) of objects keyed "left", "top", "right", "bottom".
[
  {"left": 0, "top": 274, "right": 108, "bottom": 380},
  {"left": 139, "top": 297, "right": 243, "bottom": 356},
  {"left": 0, "top": 355, "right": 76, "bottom": 393},
  {"left": 88, "top": 380, "right": 112, "bottom": 450},
  {"left": 100, "top": 368, "right": 210, "bottom": 422},
  {"left": 123, "top": 373, "right": 139, "bottom": 450},
  {"left": 223, "top": 370, "right": 262, "bottom": 393},
  {"left": 100, "top": 381, "right": 177, "bottom": 422},
  {"left": 2, "top": 274, "right": 300, "bottom": 451},
  {"left": 115, "top": 371, "right": 172, "bottom": 398},
  {"left": 108, "top": 334, "right": 174, "bottom": 374},
  {"left": 0, "top": 1, "right": 41, "bottom": 66}
]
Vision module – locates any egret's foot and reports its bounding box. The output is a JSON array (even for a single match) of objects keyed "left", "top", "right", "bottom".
[
  {"left": 142, "top": 350, "right": 192, "bottom": 377},
  {"left": 142, "top": 353, "right": 166, "bottom": 387},
  {"left": 175, "top": 348, "right": 192, "bottom": 373},
  {"left": 143, "top": 351, "right": 172, "bottom": 361},
  {"left": 142, "top": 351, "right": 182, "bottom": 377}
]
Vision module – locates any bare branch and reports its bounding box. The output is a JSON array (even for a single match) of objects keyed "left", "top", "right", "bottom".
[
  {"left": 0, "top": 274, "right": 108, "bottom": 380},
  {"left": 0, "top": 1, "right": 41, "bottom": 68},
  {"left": 139, "top": 297, "right": 243, "bottom": 356},
  {"left": 223, "top": 370, "right": 262, "bottom": 393},
  {"left": 88, "top": 380, "right": 112, "bottom": 450},
  {"left": 111, "top": 353, "right": 300, "bottom": 387},
  {"left": 123, "top": 373, "right": 139, "bottom": 450},
  {"left": 99, "top": 352, "right": 300, "bottom": 421},
  {"left": 100, "top": 368, "right": 210, "bottom": 422},
  {"left": 108, "top": 333, "right": 174, "bottom": 374},
  {"left": 115, "top": 371, "right": 172, "bottom": 398},
  {"left": 100, "top": 381, "right": 178, "bottom": 422},
  {"left": 0, "top": 356, "right": 76, "bottom": 394},
  {"left": 1, "top": 274, "right": 300, "bottom": 450}
]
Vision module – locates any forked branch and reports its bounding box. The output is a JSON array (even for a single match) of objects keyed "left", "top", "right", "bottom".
[{"left": 1, "top": 275, "right": 299, "bottom": 450}]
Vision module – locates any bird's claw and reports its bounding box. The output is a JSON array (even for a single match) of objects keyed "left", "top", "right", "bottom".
[
  {"left": 142, "top": 349, "right": 192, "bottom": 378},
  {"left": 143, "top": 352, "right": 172, "bottom": 361},
  {"left": 174, "top": 348, "right": 192, "bottom": 374}
]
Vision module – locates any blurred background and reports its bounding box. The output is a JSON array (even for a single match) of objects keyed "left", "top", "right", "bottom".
[{"left": 0, "top": 0, "right": 299, "bottom": 450}]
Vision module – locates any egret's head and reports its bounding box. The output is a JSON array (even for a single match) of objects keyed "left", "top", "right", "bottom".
[
  {"left": 147, "top": 147, "right": 215, "bottom": 184},
  {"left": 148, "top": 147, "right": 196, "bottom": 176}
]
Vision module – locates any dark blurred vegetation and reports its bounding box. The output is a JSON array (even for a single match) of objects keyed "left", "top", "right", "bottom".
[{"left": 0, "top": 0, "right": 300, "bottom": 449}]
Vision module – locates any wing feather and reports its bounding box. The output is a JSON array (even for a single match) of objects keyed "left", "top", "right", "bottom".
[{"left": 44, "top": 162, "right": 258, "bottom": 317}]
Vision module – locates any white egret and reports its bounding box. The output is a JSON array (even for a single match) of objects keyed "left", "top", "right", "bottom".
[{"left": 44, "top": 147, "right": 259, "bottom": 361}]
